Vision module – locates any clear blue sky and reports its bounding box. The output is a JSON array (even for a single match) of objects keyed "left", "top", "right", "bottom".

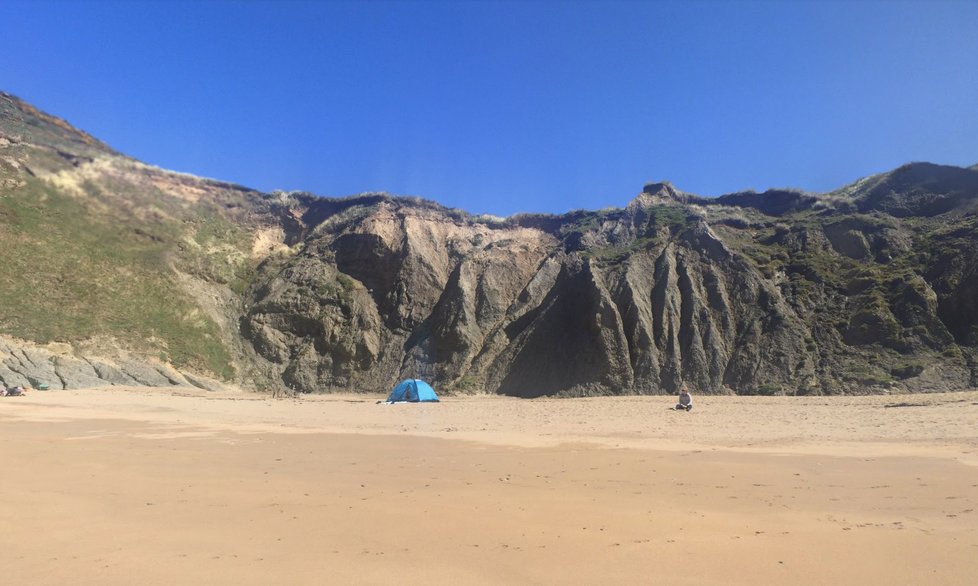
[{"left": 3, "top": 1, "right": 977, "bottom": 215}]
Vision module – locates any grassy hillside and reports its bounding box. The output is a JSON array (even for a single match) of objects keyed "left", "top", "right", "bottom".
[
  {"left": 0, "top": 175, "right": 235, "bottom": 377},
  {"left": 0, "top": 92, "right": 313, "bottom": 382}
]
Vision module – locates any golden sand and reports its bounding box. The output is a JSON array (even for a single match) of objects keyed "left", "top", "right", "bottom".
[{"left": 2, "top": 387, "right": 977, "bottom": 585}]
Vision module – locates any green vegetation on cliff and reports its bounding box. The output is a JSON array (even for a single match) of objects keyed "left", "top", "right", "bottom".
[{"left": 0, "top": 177, "right": 234, "bottom": 377}]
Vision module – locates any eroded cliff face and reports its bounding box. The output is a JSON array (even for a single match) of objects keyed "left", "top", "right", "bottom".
[
  {"left": 242, "top": 201, "right": 559, "bottom": 394},
  {"left": 2, "top": 91, "right": 976, "bottom": 395},
  {"left": 237, "top": 170, "right": 978, "bottom": 396}
]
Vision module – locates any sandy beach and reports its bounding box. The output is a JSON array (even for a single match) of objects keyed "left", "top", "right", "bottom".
[{"left": 2, "top": 387, "right": 977, "bottom": 585}]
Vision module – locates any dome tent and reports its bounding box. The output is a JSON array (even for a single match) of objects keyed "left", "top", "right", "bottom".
[{"left": 385, "top": 379, "right": 439, "bottom": 403}]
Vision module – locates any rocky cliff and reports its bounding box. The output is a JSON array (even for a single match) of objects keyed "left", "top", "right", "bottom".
[{"left": 1, "top": 91, "right": 976, "bottom": 395}]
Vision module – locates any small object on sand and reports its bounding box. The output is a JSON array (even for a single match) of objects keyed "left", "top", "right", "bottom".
[
  {"left": 36, "top": 383, "right": 50, "bottom": 391},
  {"left": 676, "top": 386, "right": 693, "bottom": 411}
]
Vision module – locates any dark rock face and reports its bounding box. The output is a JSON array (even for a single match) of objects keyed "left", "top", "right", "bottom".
[
  {"left": 852, "top": 163, "right": 978, "bottom": 217},
  {"left": 494, "top": 259, "right": 633, "bottom": 397},
  {"left": 714, "top": 189, "right": 818, "bottom": 216},
  {"left": 238, "top": 165, "right": 978, "bottom": 395},
  {"left": 242, "top": 202, "right": 558, "bottom": 394}
]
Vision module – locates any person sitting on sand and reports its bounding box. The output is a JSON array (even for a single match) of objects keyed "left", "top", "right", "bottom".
[{"left": 675, "top": 386, "right": 692, "bottom": 411}]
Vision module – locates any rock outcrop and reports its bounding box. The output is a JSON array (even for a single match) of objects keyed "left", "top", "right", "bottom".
[
  {"left": 0, "top": 337, "right": 229, "bottom": 391},
  {"left": 238, "top": 166, "right": 978, "bottom": 396}
]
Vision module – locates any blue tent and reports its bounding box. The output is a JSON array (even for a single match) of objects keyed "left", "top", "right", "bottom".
[{"left": 386, "top": 379, "right": 439, "bottom": 403}]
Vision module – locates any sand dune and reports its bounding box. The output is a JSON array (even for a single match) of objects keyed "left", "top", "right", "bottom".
[{"left": 2, "top": 387, "right": 977, "bottom": 585}]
